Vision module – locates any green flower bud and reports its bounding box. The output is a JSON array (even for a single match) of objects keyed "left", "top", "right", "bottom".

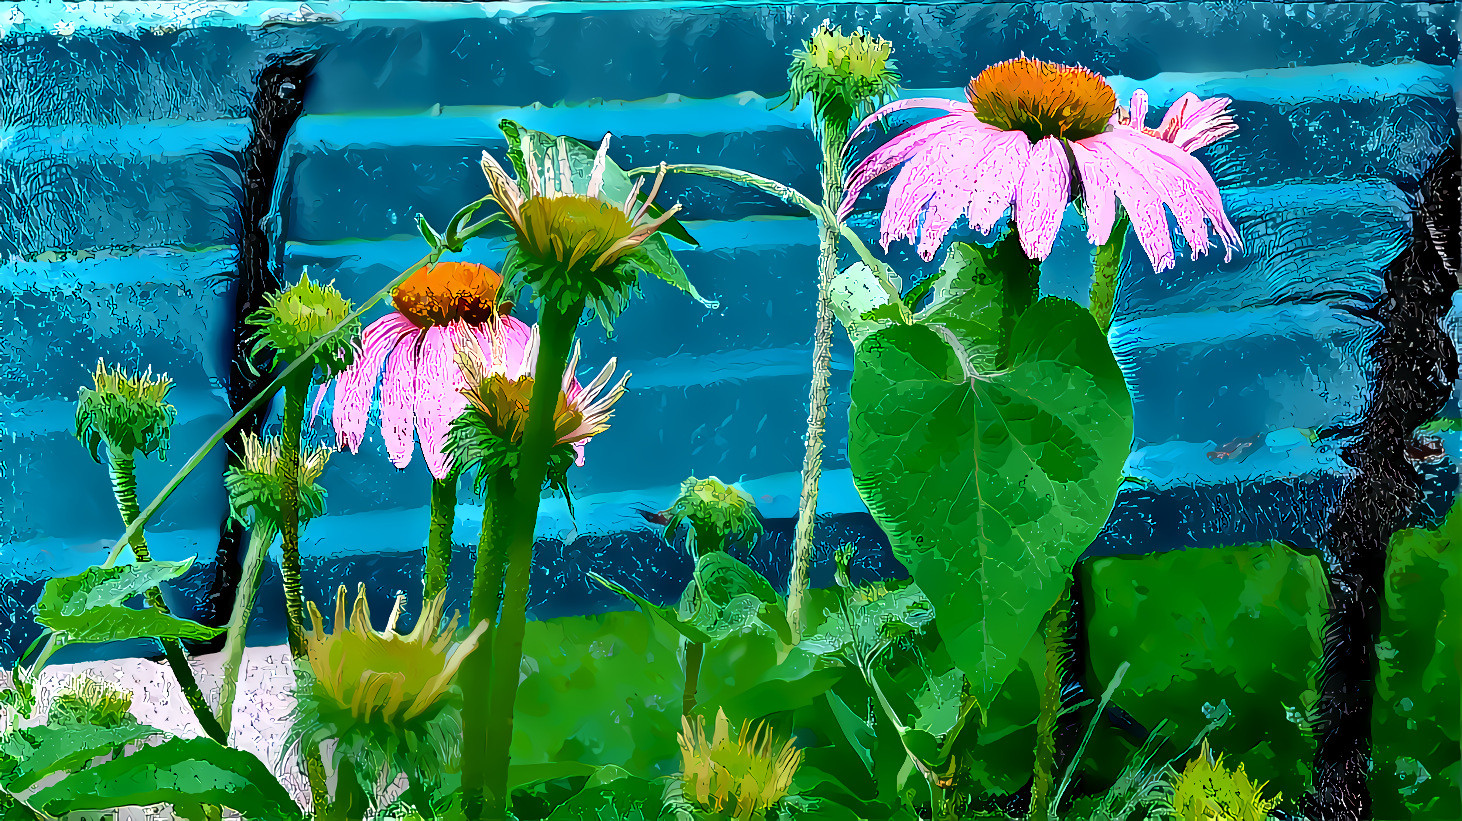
[
  {"left": 788, "top": 22, "right": 901, "bottom": 127},
  {"left": 661, "top": 476, "right": 764, "bottom": 557},
  {"left": 224, "top": 431, "right": 332, "bottom": 532},
  {"left": 74, "top": 360, "right": 177, "bottom": 461},
  {"left": 247, "top": 272, "right": 359, "bottom": 379}
]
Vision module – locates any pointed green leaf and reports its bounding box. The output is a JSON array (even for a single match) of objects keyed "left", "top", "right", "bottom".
[
  {"left": 625, "top": 234, "right": 719, "bottom": 311},
  {"left": 29, "top": 736, "right": 302, "bottom": 821},
  {"left": 37, "top": 560, "right": 193, "bottom": 617},
  {"left": 914, "top": 234, "right": 1038, "bottom": 373},
  {"left": 830, "top": 262, "right": 905, "bottom": 346},
  {"left": 0, "top": 723, "right": 160, "bottom": 792},
  {"left": 589, "top": 572, "right": 714, "bottom": 645},
  {"left": 43, "top": 604, "right": 224, "bottom": 645},
  {"left": 848, "top": 299, "right": 1132, "bottom": 707},
  {"left": 692, "top": 552, "right": 791, "bottom": 645}
]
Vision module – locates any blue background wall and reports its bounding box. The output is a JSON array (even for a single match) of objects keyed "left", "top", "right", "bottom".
[{"left": 1, "top": 1, "right": 1457, "bottom": 660}]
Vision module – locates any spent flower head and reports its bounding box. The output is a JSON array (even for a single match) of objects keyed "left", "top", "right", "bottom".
[
  {"left": 661, "top": 476, "right": 764, "bottom": 557},
  {"left": 74, "top": 359, "right": 177, "bottom": 461},
  {"left": 247, "top": 272, "right": 360, "bottom": 379},
  {"left": 225, "top": 431, "right": 332, "bottom": 533},
  {"left": 788, "top": 21, "right": 900, "bottom": 127},
  {"left": 480, "top": 133, "right": 682, "bottom": 316},
  {"left": 679, "top": 709, "right": 802, "bottom": 821},
  {"left": 290, "top": 584, "right": 488, "bottom": 796}
]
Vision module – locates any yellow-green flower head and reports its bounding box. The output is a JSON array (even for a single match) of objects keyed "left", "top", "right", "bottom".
[
  {"left": 1171, "top": 741, "right": 1283, "bottom": 821},
  {"left": 247, "top": 272, "right": 360, "bottom": 379},
  {"left": 74, "top": 359, "right": 177, "bottom": 461},
  {"left": 480, "top": 133, "right": 683, "bottom": 315},
  {"left": 47, "top": 675, "right": 135, "bottom": 728},
  {"left": 679, "top": 709, "right": 802, "bottom": 821},
  {"left": 303, "top": 584, "right": 487, "bottom": 727},
  {"left": 788, "top": 21, "right": 901, "bottom": 126},
  {"left": 661, "top": 476, "right": 764, "bottom": 557},
  {"left": 224, "top": 431, "right": 332, "bottom": 532}
]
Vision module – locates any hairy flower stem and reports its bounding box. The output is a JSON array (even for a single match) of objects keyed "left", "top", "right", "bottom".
[
  {"left": 276, "top": 370, "right": 330, "bottom": 814},
  {"left": 460, "top": 471, "right": 512, "bottom": 785},
  {"left": 323, "top": 758, "right": 369, "bottom": 821},
  {"left": 216, "top": 523, "right": 277, "bottom": 735},
  {"left": 1029, "top": 580, "right": 1073, "bottom": 821},
  {"left": 469, "top": 298, "right": 586, "bottom": 821},
  {"left": 787, "top": 114, "right": 850, "bottom": 641},
  {"left": 1089, "top": 212, "right": 1131, "bottom": 333},
  {"left": 424, "top": 477, "right": 458, "bottom": 601},
  {"left": 106, "top": 451, "right": 228, "bottom": 744}
]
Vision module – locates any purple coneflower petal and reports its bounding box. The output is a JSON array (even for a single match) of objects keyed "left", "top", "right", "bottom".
[
  {"left": 912, "top": 127, "right": 1030, "bottom": 259},
  {"left": 330, "top": 312, "right": 415, "bottom": 453},
  {"left": 841, "top": 114, "right": 966, "bottom": 222},
  {"left": 1161, "top": 93, "right": 1238, "bottom": 153},
  {"left": 1107, "top": 128, "right": 1242, "bottom": 259},
  {"left": 380, "top": 331, "right": 421, "bottom": 470},
  {"left": 1014, "top": 136, "right": 1072, "bottom": 261},
  {"left": 413, "top": 324, "right": 464, "bottom": 481},
  {"left": 1073, "top": 132, "right": 1178, "bottom": 271},
  {"left": 846, "top": 97, "right": 972, "bottom": 147}
]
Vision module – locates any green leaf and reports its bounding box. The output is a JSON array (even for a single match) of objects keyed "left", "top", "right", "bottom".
[
  {"left": 914, "top": 235, "right": 1038, "bottom": 373},
  {"left": 625, "top": 234, "right": 720, "bottom": 311},
  {"left": 38, "top": 559, "right": 194, "bottom": 615},
  {"left": 848, "top": 299, "right": 1132, "bottom": 708},
  {"left": 0, "top": 723, "right": 161, "bottom": 792},
  {"left": 47, "top": 605, "right": 223, "bottom": 644},
  {"left": 830, "top": 262, "right": 906, "bottom": 346},
  {"left": 498, "top": 119, "right": 696, "bottom": 248},
  {"left": 691, "top": 552, "right": 792, "bottom": 645},
  {"left": 825, "top": 690, "right": 878, "bottom": 777},
  {"left": 589, "top": 572, "right": 714, "bottom": 645},
  {"left": 28, "top": 736, "right": 303, "bottom": 821},
  {"left": 543, "top": 774, "right": 663, "bottom": 821}
]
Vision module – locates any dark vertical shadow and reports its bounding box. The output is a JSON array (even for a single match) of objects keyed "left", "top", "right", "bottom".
[
  {"left": 199, "top": 50, "right": 322, "bottom": 652},
  {"left": 1304, "top": 134, "right": 1459, "bottom": 821}
]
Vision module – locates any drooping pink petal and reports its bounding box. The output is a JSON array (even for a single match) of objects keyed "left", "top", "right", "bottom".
[
  {"left": 1157, "top": 92, "right": 1238, "bottom": 152},
  {"left": 914, "top": 128, "right": 1030, "bottom": 259},
  {"left": 1014, "top": 136, "right": 1072, "bottom": 260},
  {"left": 1067, "top": 139, "right": 1121, "bottom": 247},
  {"left": 413, "top": 324, "right": 465, "bottom": 481},
  {"left": 1106, "top": 128, "right": 1242, "bottom": 259},
  {"left": 841, "top": 113, "right": 968, "bottom": 221},
  {"left": 329, "top": 312, "right": 415, "bottom": 453},
  {"left": 1072, "top": 132, "right": 1178, "bottom": 271},
  {"left": 846, "top": 97, "right": 972, "bottom": 147},
  {"left": 379, "top": 331, "right": 421, "bottom": 470}
]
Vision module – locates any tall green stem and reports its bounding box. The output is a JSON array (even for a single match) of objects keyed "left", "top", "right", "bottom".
[
  {"left": 1029, "top": 580, "right": 1073, "bottom": 821},
  {"left": 471, "top": 299, "right": 585, "bottom": 820},
  {"left": 424, "top": 476, "right": 459, "bottom": 601},
  {"left": 787, "top": 114, "right": 849, "bottom": 641},
  {"left": 105, "top": 451, "right": 227, "bottom": 744},
  {"left": 1089, "top": 212, "right": 1130, "bottom": 334},
  {"left": 682, "top": 641, "right": 704, "bottom": 717},
  {"left": 276, "top": 370, "right": 330, "bottom": 815},
  {"left": 216, "top": 523, "right": 277, "bottom": 735},
  {"left": 461, "top": 470, "right": 512, "bottom": 790}
]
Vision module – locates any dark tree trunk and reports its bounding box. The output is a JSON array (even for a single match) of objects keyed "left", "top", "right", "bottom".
[
  {"left": 200, "top": 51, "right": 322, "bottom": 652},
  {"left": 1305, "top": 137, "right": 1458, "bottom": 821}
]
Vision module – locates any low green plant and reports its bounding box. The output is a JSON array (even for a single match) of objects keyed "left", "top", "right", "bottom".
[
  {"left": 1170, "top": 741, "right": 1283, "bottom": 821},
  {"left": 677, "top": 709, "right": 802, "bottom": 820},
  {"left": 46, "top": 676, "right": 134, "bottom": 729}
]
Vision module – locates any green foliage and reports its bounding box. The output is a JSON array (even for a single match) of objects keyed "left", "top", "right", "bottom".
[
  {"left": 26, "top": 736, "right": 303, "bottom": 821},
  {"left": 678, "top": 709, "right": 801, "bottom": 820},
  {"left": 73, "top": 360, "right": 176, "bottom": 461},
  {"left": 0, "top": 722, "right": 159, "bottom": 793},
  {"left": 593, "top": 552, "right": 791, "bottom": 646},
  {"left": 46, "top": 675, "right": 134, "bottom": 728},
  {"left": 848, "top": 294, "right": 1132, "bottom": 708},
  {"left": 224, "top": 431, "right": 331, "bottom": 531},
  {"left": 35, "top": 559, "right": 224, "bottom": 645},
  {"left": 1170, "top": 741, "right": 1283, "bottom": 821},
  {"left": 1373, "top": 497, "right": 1462, "bottom": 819},
  {"left": 661, "top": 476, "right": 765, "bottom": 557},
  {"left": 543, "top": 775, "right": 664, "bottom": 821},
  {"left": 246, "top": 272, "right": 359, "bottom": 379},
  {"left": 787, "top": 22, "right": 901, "bottom": 127},
  {"left": 446, "top": 412, "right": 578, "bottom": 502}
]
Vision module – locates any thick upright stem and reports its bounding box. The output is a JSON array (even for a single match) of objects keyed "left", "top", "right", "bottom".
[
  {"left": 460, "top": 470, "right": 512, "bottom": 791},
  {"left": 216, "top": 523, "right": 277, "bottom": 735},
  {"left": 1088, "top": 212, "right": 1130, "bottom": 334},
  {"left": 106, "top": 451, "right": 227, "bottom": 744},
  {"left": 683, "top": 641, "right": 704, "bottom": 717},
  {"left": 424, "top": 476, "right": 459, "bottom": 601},
  {"left": 470, "top": 300, "right": 584, "bottom": 820},
  {"left": 787, "top": 114, "right": 849, "bottom": 641},
  {"left": 1029, "top": 581, "right": 1072, "bottom": 821},
  {"left": 276, "top": 371, "right": 329, "bottom": 814}
]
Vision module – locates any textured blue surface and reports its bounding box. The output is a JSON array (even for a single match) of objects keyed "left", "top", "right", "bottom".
[{"left": 0, "top": 1, "right": 1457, "bottom": 662}]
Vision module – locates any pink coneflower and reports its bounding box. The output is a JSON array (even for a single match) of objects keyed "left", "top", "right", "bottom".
[
  {"left": 839, "top": 57, "right": 1242, "bottom": 271},
  {"left": 310, "top": 261, "right": 532, "bottom": 480},
  {"left": 1115, "top": 88, "right": 1238, "bottom": 154}
]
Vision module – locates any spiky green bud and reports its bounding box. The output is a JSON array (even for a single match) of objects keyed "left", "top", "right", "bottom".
[
  {"left": 47, "top": 675, "right": 135, "bottom": 728},
  {"left": 74, "top": 360, "right": 177, "bottom": 461},
  {"left": 247, "top": 272, "right": 359, "bottom": 379},
  {"left": 788, "top": 22, "right": 900, "bottom": 127},
  {"left": 224, "top": 432, "right": 332, "bottom": 532},
  {"left": 662, "top": 476, "right": 764, "bottom": 557}
]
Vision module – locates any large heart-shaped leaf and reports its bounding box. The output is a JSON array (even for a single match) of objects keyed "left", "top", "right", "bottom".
[
  {"left": 848, "top": 298, "right": 1132, "bottom": 708},
  {"left": 914, "top": 233, "right": 1038, "bottom": 373},
  {"left": 28, "top": 736, "right": 302, "bottom": 821}
]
